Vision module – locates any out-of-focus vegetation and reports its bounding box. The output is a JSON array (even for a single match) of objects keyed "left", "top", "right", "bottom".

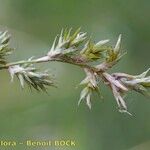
[{"left": 0, "top": 0, "right": 149, "bottom": 150}]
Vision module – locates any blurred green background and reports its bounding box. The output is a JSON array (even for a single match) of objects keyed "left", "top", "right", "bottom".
[{"left": 0, "top": 0, "right": 150, "bottom": 150}]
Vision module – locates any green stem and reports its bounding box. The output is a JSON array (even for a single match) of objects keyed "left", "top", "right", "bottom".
[{"left": 0, "top": 55, "right": 99, "bottom": 72}]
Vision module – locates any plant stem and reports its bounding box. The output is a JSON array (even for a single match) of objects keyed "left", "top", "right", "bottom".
[{"left": 0, "top": 55, "right": 99, "bottom": 72}]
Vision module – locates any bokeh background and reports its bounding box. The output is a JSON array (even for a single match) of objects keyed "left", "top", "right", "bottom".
[{"left": 0, "top": 0, "right": 150, "bottom": 150}]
